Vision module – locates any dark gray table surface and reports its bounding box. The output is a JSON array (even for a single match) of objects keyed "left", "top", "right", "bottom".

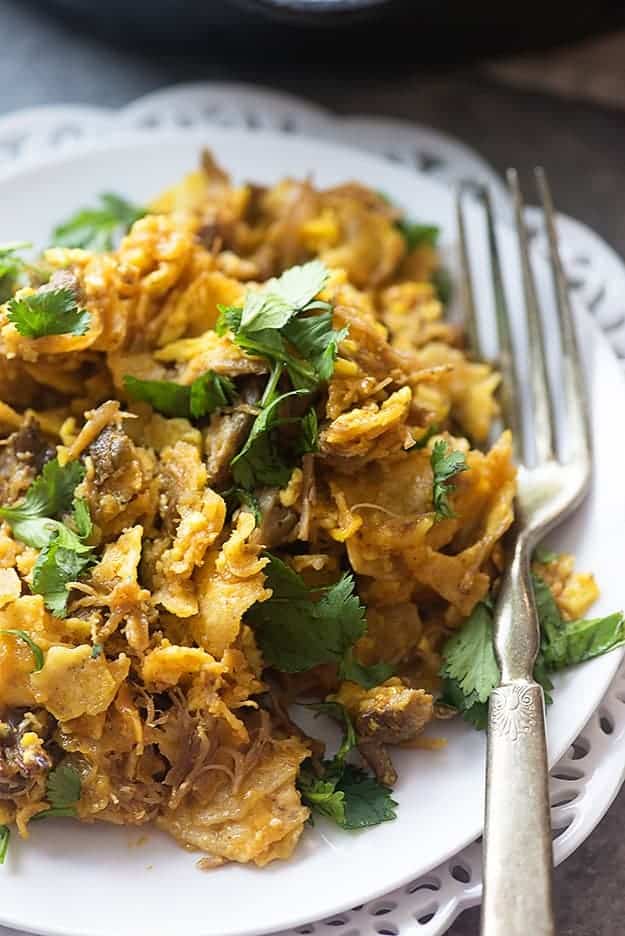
[{"left": 1, "top": 2, "right": 624, "bottom": 934}]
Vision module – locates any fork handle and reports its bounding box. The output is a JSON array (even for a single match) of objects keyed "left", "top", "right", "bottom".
[{"left": 481, "top": 680, "right": 555, "bottom": 936}]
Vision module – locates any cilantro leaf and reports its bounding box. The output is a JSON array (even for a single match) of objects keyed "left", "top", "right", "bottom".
[
  {"left": 72, "top": 497, "right": 92, "bottom": 539},
  {"left": 33, "top": 533, "right": 94, "bottom": 617},
  {"left": 339, "top": 648, "right": 396, "bottom": 690},
  {"left": 91, "top": 643, "right": 103, "bottom": 659},
  {"left": 431, "top": 440, "right": 468, "bottom": 520},
  {"left": 0, "top": 241, "right": 30, "bottom": 280},
  {"left": 225, "top": 320, "right": 318, "bottom": 390},
  {"left": 47, "top": 764, "right": 81, "bottom": 808},
  {"left": 336, "top": 764, "right": 398, "bottom": 830},
  {"left": 123, "top": 375, "right": 190, "bottom": 418},
  {"left": 295, "top": 407, "right": 319, "bottom": 456},
  {"left": 440, "top": 602, "right": 499, "bottom": 706},
  {"left": 215, "top": 304, "right": 242, "bottom": 336},
  {"left": 283, "top": 312, "right": 347, "bottom": 384},
  {"left": 190, "top": 372, "right": 236, "bottom": 419},
  {"left": 123, "top": 371, "right": 236, "bottom": 421},
  {"left": 440, "top": 578, "right": 625, "bottom": 730},
  {"left": 249, "top": 557, "right": 367, "bottom": 674},
  {"left": 437, "top": 674, "right": 489, "bottom": 730},
  {"left": 7, "top": 287, "right": 90, "bottom": 339},
  {"left": 51, "top": 193, "right": 145, "bottom": 252},
  {"left": 297, "top": 700, "right": 397, "bottom": 831},
  {"left": 239, "top": 260, "right": 329, "bottom": 333},
  {"left": 267, "top": 259, "right": 330, "bottom": 311},
  {"left": 34, "top": 764, "right": 81, "bottom": 820},
  {"left": 299, "top": 763, "right": 397, "bottom": 830},
  {"left": 298, "top": 768, "right": 346, "bottom": 824},
  {"left": 0, "top": 458, "right": 94, "bottom": 617},
  {"left": 0, "top": 241, "right": 31, "bottom": 303},
  {"left": 231, "top": 389, "right": 306, "bottom": 490},
  {"left": 0, "top": 458, "right": 85, "bottom": 547},
  {"left": 533, "top": 573, "right": 625, "bottom": 671},
  {"left": 396, "top": 221, "right": 439, "bottom": 251},
  {"left": 0, "top": 825, "right": 9, "bottom": 864},
  {"left": 0, "top": 629, "right": 44, "bottom": 671},
  {"left": 217, "top": 261, "right": 340, "bottom": 391},
  {"left": 240, "top": 291, "right": 293, "bottom": 333}
]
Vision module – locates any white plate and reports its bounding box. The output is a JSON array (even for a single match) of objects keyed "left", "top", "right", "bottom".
[{"left": 0, "top": 129, "right": 623, "bottom": 936}]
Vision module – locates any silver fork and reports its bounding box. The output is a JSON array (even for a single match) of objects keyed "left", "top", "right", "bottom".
[{"left": 457, "top": 168, "right": 592, "bottom": 936}]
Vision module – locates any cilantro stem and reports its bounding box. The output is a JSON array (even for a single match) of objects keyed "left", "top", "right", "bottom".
[
  {"left": 260, "top": 362, "right": 284, "bottom": 407},
  {"left": 0, "top": 825, "right": 9, "bottom": 864},
  {"left": 0, "top": 629, "right": 44, "bottom": 671}
]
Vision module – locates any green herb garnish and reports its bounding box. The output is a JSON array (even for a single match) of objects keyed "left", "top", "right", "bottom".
[
  {"left": 249, "top": 554, "right": 393, "bottom": 688},
  {"left": 0, "top": 458, "right": 85, "bottom": 547},
  {"left": 217, "top": 260, "right": 344, "bottom": 391},
  {"left": 52, "top": 193, "right": 145, "bottom": 252},
  {"left": 0, "top": 241, "right": 31, "bottom": 303},
  {"left": 430, "top": 440, "right": 468, "bottom": 520},
  {"left": 231, "top": 385, "right": 306, "bottom": 491},
  {"left": 123, "top": 371, "right": 237, "bottom": 421},
  {"left": 7, "top": 287, "right": 90, "bottom": 339},
  {"left": 0, "top": 459, "right": 94, "bottom": 616},
  {"left": 34, "top": 764, "right": 82, "bottom": 820},
  {"left": 440, "top": 579, "right": 625, "bottom": 728},
  {"left": 0, "top": 825, "right": 9, "bottom": 864},
  {"left": 297, "top": 701, "right": 397, "bottom": 830},
  {"left": 533, "top": 574, "right": 625, "bottom": 671}
]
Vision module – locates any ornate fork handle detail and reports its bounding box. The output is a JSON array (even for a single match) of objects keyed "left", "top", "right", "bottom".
[
  {"left": 490, "top": 683, "right": 538, "bottom": 741},
  {"left": 482, "top": 680, "right": 554, "bottom": 936}
]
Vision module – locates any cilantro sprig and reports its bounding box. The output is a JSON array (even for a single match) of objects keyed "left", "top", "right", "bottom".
[
  {"left": 297, "top": 701, "right": 397, "bottom": 830},
  {"left": 231, "top": 387, "right": 305, "bottom": 490},
  {"left": 532, "top": 574, "right": 625, "bottom": 671},
  {"left": 52, "top": 193, "right": 145, "bottom": 252},
  {"left": 33, "top": 764, "right": 82, "bottom": 820},
  {"left": 0, "top": 241, "right": 31, "bottom": 303},
  {"left": 248, "top": 554, "right": 394, "bottom": 688},
  {"left": 229, "top": 363, "right": 319, "bottom": 491},
  {"left": 124, "top": 370, "right": 237, "bottom": 420},
  {"left": 440, "top": 578, "right": 625, "bottom": 728},
  {"left": 430, "top": 440, "right": 468, "bottom": 520},
  {"left": 0, "top": 825, "right": 9, "bottom": 864},
  {"left": 7, "top": 287, "right": 90, "bottom": 339},
  {"left": 217, "top": 260, "right": 345, "bottom": 391},
  {"left": 0, "top": 459, "right": 95, "bottom": 617},
  {"left": 0, "top": 458, "right": 85, "bottom": 546}
]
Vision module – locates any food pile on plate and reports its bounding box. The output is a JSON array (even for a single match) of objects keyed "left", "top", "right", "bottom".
[{"left": 0, "top": 153, "right": 619, "bottom": 869}]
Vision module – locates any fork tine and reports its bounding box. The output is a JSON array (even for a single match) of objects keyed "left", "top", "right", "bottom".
[
  {"left": 456, "top": 185, "right": 482, "bottom": 359},
  {"left": 535, "top": 167, "right": 592, "bottom": 462},
  {"left": 481, "top": 186, "right": 523, "bottom": 459},
  {"left": 507, "top": 168, "right": 556, "bottom": 464}
]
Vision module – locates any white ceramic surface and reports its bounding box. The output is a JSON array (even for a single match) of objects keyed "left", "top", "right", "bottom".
[{"left": 0, "top": 127, "right": 623, "bottom": 936}]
